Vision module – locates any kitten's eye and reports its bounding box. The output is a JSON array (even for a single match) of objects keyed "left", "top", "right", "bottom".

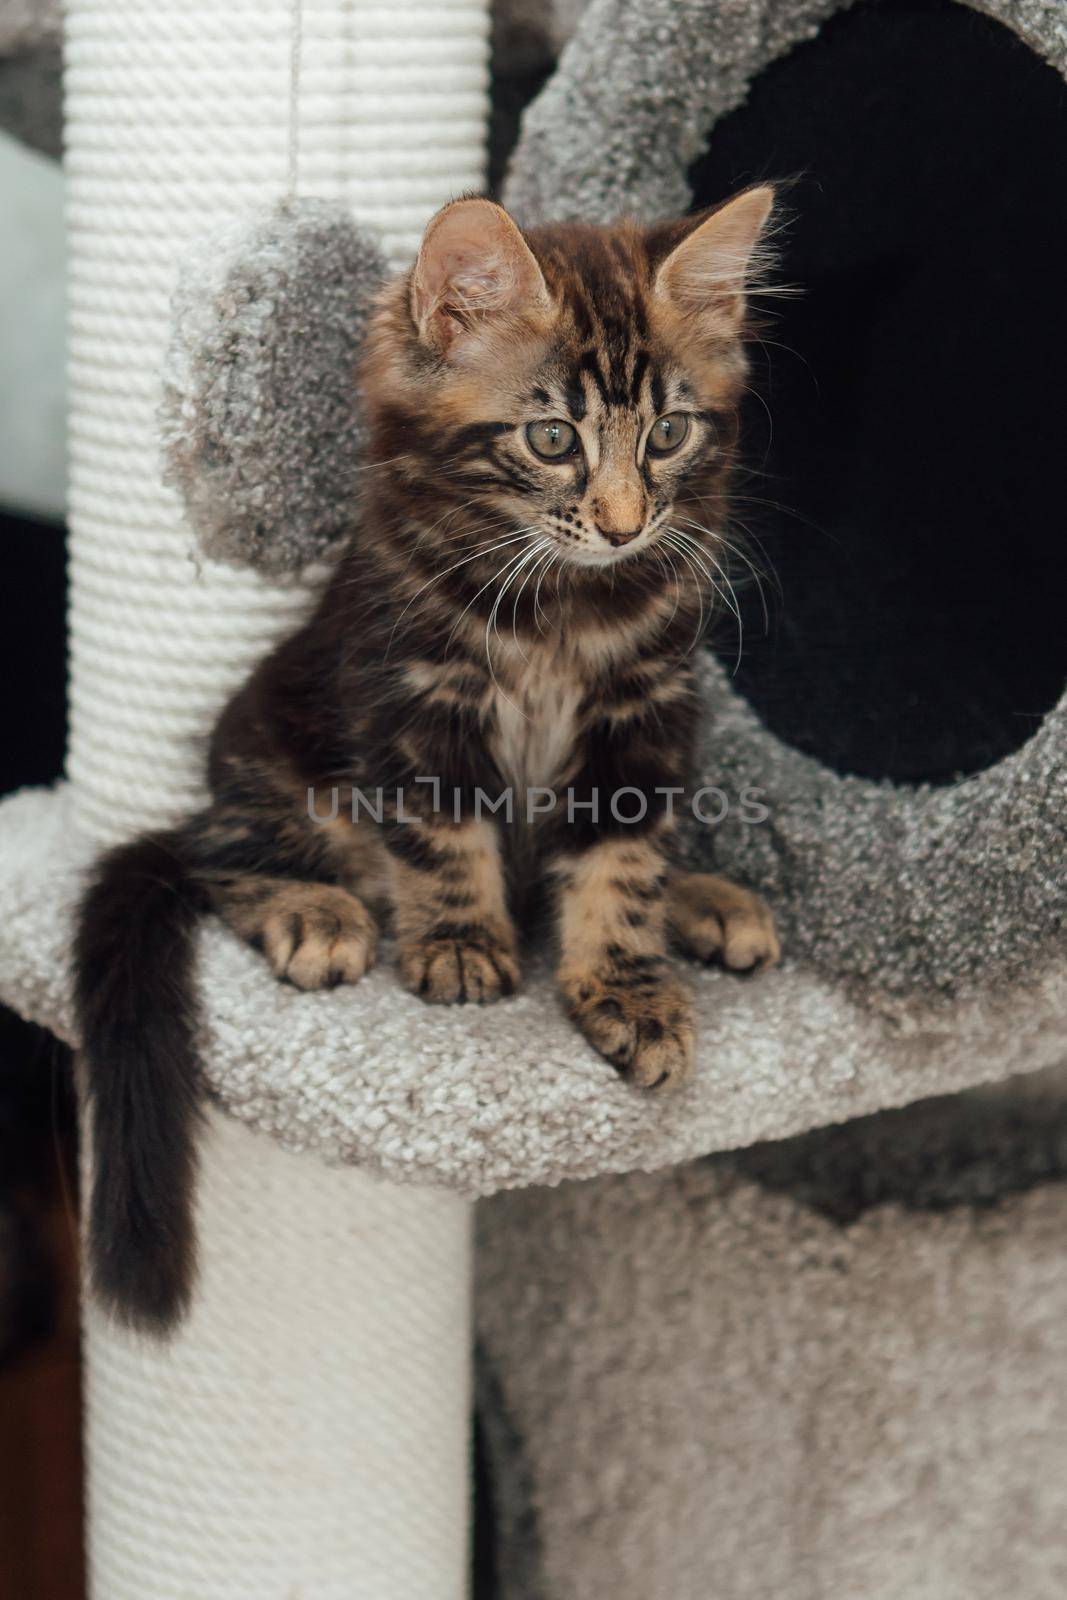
[
  {"left": 526, "top": 419, "right": 578, "bottom": 460},
  {"left": 646, "top": 413, "right": 691, "bottom": 455}
]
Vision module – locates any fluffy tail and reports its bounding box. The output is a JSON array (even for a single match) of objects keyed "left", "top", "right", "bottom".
[{"left": 73, "top": 828, "right": 207, "bottom": 1335}]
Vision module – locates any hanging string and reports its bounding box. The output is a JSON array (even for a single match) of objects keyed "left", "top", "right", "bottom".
[{"left": 287, "top": 0, "right": 304, "bottom": 198}]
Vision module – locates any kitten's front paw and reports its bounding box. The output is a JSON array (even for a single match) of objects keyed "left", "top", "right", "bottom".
[
  {"left": 398, "top": 935, "right": 519, "bottom": 1005},
  {"left": 561, "top": 963, "right": 694, "bottom": 1090},
  {"left": 670, "top": 872, "right": 780, "bottom": 973}
]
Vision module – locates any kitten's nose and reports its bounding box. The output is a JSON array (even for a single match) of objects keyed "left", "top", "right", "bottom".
[{"left": 597, "top": 524, "right": 641, "bottom": 548}]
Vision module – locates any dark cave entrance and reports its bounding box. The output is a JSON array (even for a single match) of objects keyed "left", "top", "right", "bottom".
[{"left": 688, "top": 0, "right": 1067, "bottom": 784}]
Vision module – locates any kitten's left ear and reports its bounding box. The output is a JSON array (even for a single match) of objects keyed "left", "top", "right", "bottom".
[
  {"left": 411, "top": 197, "right": 551, "bottom": 358},
  {"left": 653, "top": 185, "right": 775, "bottom": 340}
]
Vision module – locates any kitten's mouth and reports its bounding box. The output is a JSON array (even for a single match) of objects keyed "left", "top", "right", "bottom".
[{"left": 557, "top": 537, "right": 652, "bottom": 569}]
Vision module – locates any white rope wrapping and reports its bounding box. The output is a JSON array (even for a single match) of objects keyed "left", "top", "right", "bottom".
[
  {"left": 65, "top": 1, "right": 488, "bottom": 1593},
  {"left": 67, "top": 0, "right": 488, "bottom": 847},
  {"left": 85, "top": 1117, "right": 473, "bottom": 1599}
]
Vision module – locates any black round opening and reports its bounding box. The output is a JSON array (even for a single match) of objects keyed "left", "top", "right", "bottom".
[{"left": 690, "top": 0, "right": 1067, "bottom": 783}]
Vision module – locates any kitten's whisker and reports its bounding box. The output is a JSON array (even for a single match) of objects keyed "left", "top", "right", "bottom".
[
  {"left": 668, "top": 523, "right": 747, "bottom": 663},
  {"left": 675, "top": 525, "right": 739, "bottom": 618},
  {"left": 678, "top": 529, "right": 746, "bottom": 673},
  {"left": 422, "top": 497, "right": 480, "bottom": 542},
  {"left": 661, "top": 535, "right": 708, "bottom": 655},
  {"left": 675, "top": 513, "right": 774, "bottom": 633},
  {"left": 509, "top": 541, "right": 554, "bottom": 662},
  {"left": 488, "top": 540, "right": 549, "bottom": 678},
  {"left": 532, "top": 548, "right": 557, "bottom": 635},
  {"left": 727, "top": 492, "right": 802, "bottom": 521},
  {"left": 739, "top": 382, "right": 775, "bottom": 467},
  {"left": 444, "top": 532, "right": 541, "bottom": 660},
  {"left": 664, "top": 526, "right": 715, "bottom": 582},
  {"left": 719, "top": 536, "right": 771, "bottom": 634},
  {"left": 341, "top": 453, "right": 410, "bottom": 477},
  {"left": 656, "top": 544, "right": 684, "bottom": 632},
  {"left": 386, "top": 528, "right": 539, "bottom": 657},
  {"left": 717, "top": 529, "right": 777, "bottom": 632},
  {"left": 668, "top": 538, "right": 713, "bottom": 611},
  {"left": 752, "top": 334, "right": 820, "bottom": 393},
  {"left": 717, "top": 525, "right": 779, "bottom": 588},
  {"left": 437, "top": 505, "right": 519, "bottom": 544},
  {"left": 676, "top": 508, "right": 772, "bottom": 612},
  {"left": 333, "top": 511, "right": 520, "bottom": 595},
  {"left": 482, "top": 543, "right": 547, "bottom": 711}
]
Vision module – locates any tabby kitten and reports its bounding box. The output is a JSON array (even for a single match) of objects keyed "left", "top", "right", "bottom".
[{"left": 75, "top": 188, "right": 781, "bottom": 1333}]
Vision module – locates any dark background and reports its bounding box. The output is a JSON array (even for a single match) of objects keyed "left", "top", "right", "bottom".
[
  {"left": 0, "top": 511, "right": 82, "bottom": 1600},
  {"left": 690, "top": 0, "right": 1067, "bottom": 784}
]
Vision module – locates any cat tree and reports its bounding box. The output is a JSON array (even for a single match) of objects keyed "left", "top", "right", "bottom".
[{"left": 0, "top": 0, "right": 1064, "bottom": 1595}]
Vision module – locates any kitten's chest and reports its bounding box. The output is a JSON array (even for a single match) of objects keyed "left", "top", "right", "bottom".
[{"left": 488, "top": 660, "right": 584, "bottom": 795}]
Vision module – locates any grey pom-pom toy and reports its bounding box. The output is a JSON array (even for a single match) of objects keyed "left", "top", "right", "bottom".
[{"left": 160, "top": 198, "right": 389, "bottom": 578}]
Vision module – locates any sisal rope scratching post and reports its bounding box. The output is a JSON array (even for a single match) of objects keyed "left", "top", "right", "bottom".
[{"left": 65, "top": 1, "right": 488, "bottom": 1594}]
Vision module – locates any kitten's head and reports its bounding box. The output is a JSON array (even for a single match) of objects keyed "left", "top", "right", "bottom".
[{"left": 362, "top": 187, "right": 776, "bottom": 570}]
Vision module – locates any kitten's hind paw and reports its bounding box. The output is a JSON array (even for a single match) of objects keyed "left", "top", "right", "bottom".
[
  {"left": 669, "top": 871, "right": 780, "bottom": 974},
  {"left": 398, "top": 934, "right": 519, "bottom": 1005},
  {"left": 561, "top": 963, "right": 694, "bottom": 1091}
]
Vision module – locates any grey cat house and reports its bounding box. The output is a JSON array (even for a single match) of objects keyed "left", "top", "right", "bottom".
[{"left": 0, "top": 0, "right": 1064, "bottom": 1595}]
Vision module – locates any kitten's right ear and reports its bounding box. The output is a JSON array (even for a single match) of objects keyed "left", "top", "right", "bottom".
[
  {"left": 411, "top": 198, "right": 550, "bottom": 358},
  {"left": 653, "top": 185, "right": 776, "bottom": 342}
]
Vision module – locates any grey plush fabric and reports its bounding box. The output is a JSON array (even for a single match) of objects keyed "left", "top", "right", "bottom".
[
  {"left": 0, "top": 0, "right": 60, "bottom": 55},
  {"left": 477, "top": 1152, "right": 1067, "bottom": 1599},
  {"left": 502, "top": 0, "right": 847, "bottom": 226},
  {"left": 160, "top": 199, "right": 388, "bottom": 577},
  {"left": 2, "top": 783, "right": 1065, "bottom": 1193},
  {"left": 502, "top": 0, "right": 1067, "bottom": 227},
  {"left": 683, "top": 659, "right": 1066, "bottom": 994}
]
